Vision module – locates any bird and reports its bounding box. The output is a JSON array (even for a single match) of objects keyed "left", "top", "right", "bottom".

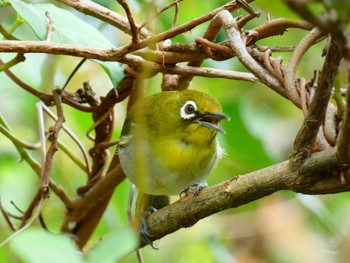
[
  {"left": 117, "top": 89, "right": 229, "bottom": 247},
  {"left": 118, "top": 89, "right": 229, "bottom": 197}
]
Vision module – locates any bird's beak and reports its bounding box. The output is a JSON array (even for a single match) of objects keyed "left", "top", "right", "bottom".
[{"left": 196, "top": 112, "right": 230, "bottom": 133}]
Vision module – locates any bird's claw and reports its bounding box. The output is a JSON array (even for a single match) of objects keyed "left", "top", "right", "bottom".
[
  {"left": 139, "top": 207, "right": 158, "bottom": 249},
  {"left": 180, "top": 181, "right": 208, "bottom": 198}
]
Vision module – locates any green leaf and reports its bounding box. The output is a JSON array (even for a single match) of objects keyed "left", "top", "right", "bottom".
[
  {"left": 9, "top": 0, "right": 47, "bottom": 40},
  {"left": 35, "top": 4, "right": 113, "bottom": 48},
  {"left": 86, "top": 227, "right": 138, "bottom": 263},
  {"left": 9, "top": 1, "right": 124, "bottom": 86},
  {"left": 9, "top": 1, "right": 114, "bottom": 47},
  {"left": 10, "top": 228, "right": 83, "bottom": 263},
  {"left": 97, "top": 61, "right": 125, "bottom": 88}
]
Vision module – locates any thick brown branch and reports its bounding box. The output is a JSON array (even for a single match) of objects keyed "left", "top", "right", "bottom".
[{"left": 143, "top": 148, "right": 343, "bottom": 245}]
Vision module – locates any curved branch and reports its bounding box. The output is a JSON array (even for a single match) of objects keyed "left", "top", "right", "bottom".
[{"left": 285, "top": 27, "right": 325, "bottom": 106}]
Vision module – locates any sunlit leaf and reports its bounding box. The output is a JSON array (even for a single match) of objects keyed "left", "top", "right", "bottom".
[
  {"left": 10, "top": 228, "right": 83, "bottom": 263},
  {"left": 9, "top": 1, "right": 124, "bottom": 86},
  {"left": 97, "top": 61, "right": 125, "bottom": 88},
  {"left": 86, "top": 227, "right": 138, "bottom": 263},
  {"left": 9, "top": 0, "right": 47, "bottom": 40}
]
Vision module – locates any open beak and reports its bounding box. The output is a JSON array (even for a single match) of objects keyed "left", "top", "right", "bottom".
[{"left": 196, "top": 112, "right": 230, "bottom": 133}]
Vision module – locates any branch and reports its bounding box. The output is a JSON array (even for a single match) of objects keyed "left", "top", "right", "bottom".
[
  {"left": 122, "top": 54, "right": 259, "bottom": 82},
  {"left": 215, "top": 11, "right": 286, "bottom": 96},
  {"left": 290, "top": 36, "right": 343, "bottom": 167},
  {"left": 285, "top": 27, "right": 325, "bottom": 107},
  {"left": 337, "top": 79, "right": 350, "bottom": 163},
  {"left": 41, "top": 90, "right": 65, "bottom": 193},
  {"left": 117, "top": 0, "right": 139, "bottom": 45},
  {"left": 143, "top": 148, "right": 344, "bottom": 244},
  {"left": 0, "top": 53, "right": 25, "bottom": 71},
  {"left": 0, "top": 41, "right": 256, "bottom": 82}
]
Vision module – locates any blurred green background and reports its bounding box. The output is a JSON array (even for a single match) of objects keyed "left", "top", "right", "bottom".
[{"left": 1, "top": 0, "right": 350, "bottom": 262}]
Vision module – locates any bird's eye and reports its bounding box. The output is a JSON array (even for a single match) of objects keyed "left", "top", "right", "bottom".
[
  {"left": 180, "top": 101, "right": 197, "bottom": 119},
  {"left": 185, "top": 104, "right": 195, "bottom": 114}
]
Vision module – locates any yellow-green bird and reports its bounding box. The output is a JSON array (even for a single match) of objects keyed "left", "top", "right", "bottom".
[{"left": 118, "top": 89, "right": 229, "bottom": 197}]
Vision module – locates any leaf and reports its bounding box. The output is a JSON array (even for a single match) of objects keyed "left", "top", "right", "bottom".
[
  {"left": 9, "top": 1, "right": 124, "bottom": 86},
  {"left": 86, "top": 227, "right": 138, "bottom": 263},
  {"left": 35, "top": 4, "right": 113, "bottom": 48},
  {"left": 10, "top": 228, "right": 83, "bottom": 263},
  {"left": 9, "top": 0, "right": 47, "bottom": 40},
  {"left": 97, "top": 61, "right": 125, "bottom": 88}
]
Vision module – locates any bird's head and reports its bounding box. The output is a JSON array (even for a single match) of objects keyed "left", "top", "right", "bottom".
[{"left": 144, "top": 90, "right": 230, "bottom": 146}]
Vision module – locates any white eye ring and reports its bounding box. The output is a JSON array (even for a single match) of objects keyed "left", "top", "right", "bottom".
[{"left": 180, "top": 100, "right": 197, "bottom": 119}]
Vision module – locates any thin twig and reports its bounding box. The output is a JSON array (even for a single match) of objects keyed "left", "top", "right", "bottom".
[
  {"left": 0, "top": 123, "right": 40, "bottom": 150},
  {"left": 0, "top": 113, "right": 41, "bottom": 175},
  {"left": 0, "top": 53, "right": 25, "bottom": 72},
  {"left": 41, "top": 90, "right": 65, "bottom": 193},
  {"left": 19, "top": 188, "right": 44, "bottom": 228},
  {"left": 1, "top": 59, "right": 53, "bottom": 104},
  {"left": 0, "top": 197, "right": 45, "bottom": 247},
  {"left": 140, "top": 0, "right": 184, "bottom": 29},
  {"left": 62, "top": 58, "right": 87, "bottom": 91},
  {"left": 86, "top": 107, "right": 114, "bottom": 141},
  {"left": 122, "top": 54, "right": 259, "bottom": 82},
  {"left": 45, "top": 11, "right": 53, "bottom": 42},
  {"left": 0, "top": 199, "right": 17, "bottom": 231},
  {"left": 254, "top": 45, "right": 295, "bottom": 52},
  {"left": 0, "top": 24, "right": 19, "bottom": 40},
  {"left": 117, "top": 0, "right": 139, "bottom": 45},
  {"left": 172, "top": 0, "right": 180, "bottom": 27},
  {"left": 41, "top": 103, "right": 91, "bottom": 174},
  {"left": 57, "top": 140, "right": 88, "bottom": 172}
]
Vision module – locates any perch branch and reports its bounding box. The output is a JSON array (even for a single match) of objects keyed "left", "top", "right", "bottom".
[{"left": 143, "top": 147, "right": 344, "bottom": 245}]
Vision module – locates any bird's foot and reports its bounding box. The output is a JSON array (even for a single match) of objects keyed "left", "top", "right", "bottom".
[
  {"left": 180, "top": 181, "right": 208, "bottom": 198},
  {"left": 139, "top": 207, "right": 158, "bottom": 249}
]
